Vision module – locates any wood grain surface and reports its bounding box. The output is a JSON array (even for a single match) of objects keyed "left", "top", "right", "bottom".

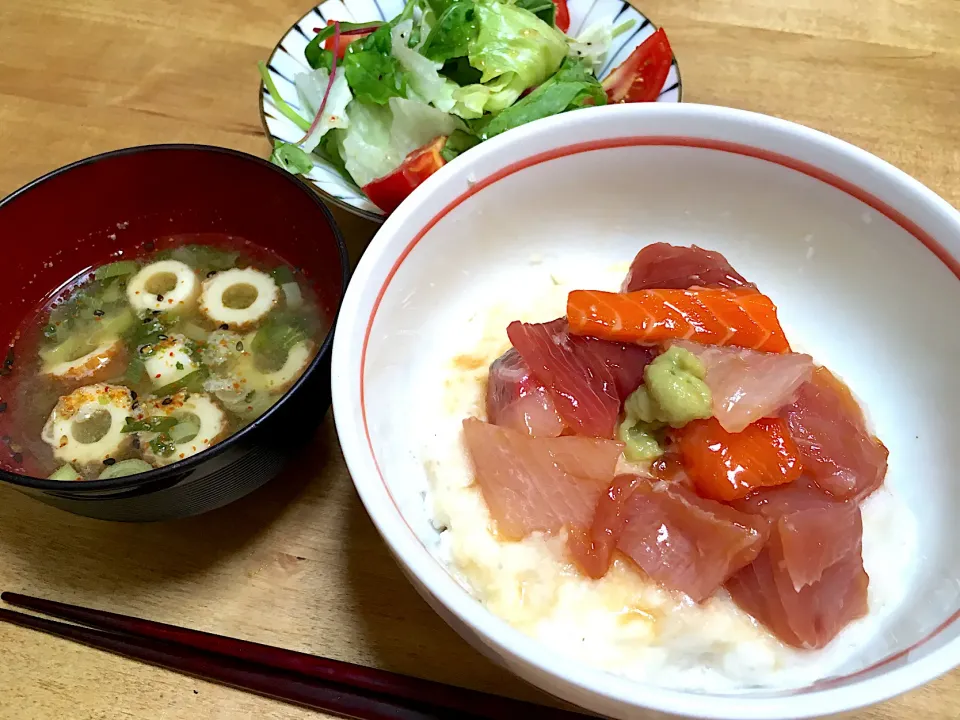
[{"left": 1, "top": 0, "right": 958, "bottom": 718}]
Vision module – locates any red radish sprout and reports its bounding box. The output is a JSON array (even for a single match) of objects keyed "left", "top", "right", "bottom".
[{"left": 295, "top": 21, "right": 341, "bottom": 147}]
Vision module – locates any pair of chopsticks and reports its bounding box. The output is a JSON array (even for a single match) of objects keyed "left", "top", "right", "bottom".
[{"left": 0, "top": 592, "right": 595, "bottom": 719}]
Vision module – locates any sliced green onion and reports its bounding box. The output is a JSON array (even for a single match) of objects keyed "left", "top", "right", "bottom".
[
  {"left": 149, "top": 435, "right": 177, "bottom": 457},
  {"left": 281, "top": 282, "right": 303, "bottom": 309},
  {"left": 98, "top": 459, "right": 153, "bottom": 479},
  {"left": 155, "top": 367, "right": 209, "bottom": 397},
  {"left": 95, "top": 260, "right": 139, "bottom": 280},
  {"left": 181, "top": 322, "right": 209, "bottom": 343},
  {"left": 122, "top": 416, "right": 177, "bottom": 434},
  {"left": 49, "top": 464, "right": 82, "bottom": 481},
  {"left": 94, "top": 308, "right": 135, "bottom": 340},
  {"left": 271, "top": 266, "right": 296, "bottom": 284},
  {"left": 258, "top": 61, "right": 310, "bottom": 132},
  {"left": 612, "top": 19, "right": 636, "bottom": 39}
]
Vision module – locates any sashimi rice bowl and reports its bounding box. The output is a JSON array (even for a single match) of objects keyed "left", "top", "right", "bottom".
[{"left": 332, "top": 104, "right": 960, "bottom": 719}]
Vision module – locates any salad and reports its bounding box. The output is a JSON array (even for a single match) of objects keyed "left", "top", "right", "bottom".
[{"left": 260, "top": 0, "right": 674, "bottom": 213}]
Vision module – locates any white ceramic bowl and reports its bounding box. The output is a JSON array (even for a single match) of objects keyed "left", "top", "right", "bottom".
[
  {"left": 259, "top": 0, "right": 681, "bottom": 222},
  {"left": 331, "top": 103, "right": 960, "bottom": 719}
]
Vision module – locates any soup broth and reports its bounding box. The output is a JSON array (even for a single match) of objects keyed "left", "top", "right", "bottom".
[{"left": 3, "top": 237, "right": 326, "bottom": 481}]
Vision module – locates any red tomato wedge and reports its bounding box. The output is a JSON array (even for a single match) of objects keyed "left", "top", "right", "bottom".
[
  {"left": 552, "top": 0, "right": 570, "bottom": 32},
  {"left": 362, "top": 136, "right": 447, "bottom": 213},
  {"left": 677, "top": 417, "right": 803, "bottom": 502},
  {"left": 320, "top": 21, "right": 377, "bottom": 59},
  {"left": 602, "top": 27, "right": 674, "bottom": 104}
]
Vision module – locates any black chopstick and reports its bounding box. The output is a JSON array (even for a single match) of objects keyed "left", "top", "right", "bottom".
[{"left": 0, "top": 592, "right": 594, "bottom": 720}]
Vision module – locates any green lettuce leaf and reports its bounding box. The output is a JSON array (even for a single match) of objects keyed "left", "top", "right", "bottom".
[
  {"left": 293, "top": 67, "right": 353, "bottom": 151},
  {"left": 452, "top": 0, "right": 567, "bottom": 113},
  {"left": 390, "top": 22, "right": 484, "bottom": 118},
  {"left": 440, "top": 129, "right": 480, "bottom": 162},
  {"left": 269, "top": 141, "right": 313, "bottom": 175},
  {"left": 514, "top": 0, "right": 556, "bottom": 26},
  {"left": 343, "top": 25, "right": 408, "bottom": 104},
  {"left": 478, "top": 56, "right": 607, "bottom": 139},
  {"left": 304, "top": 20, "right": 383, "bottom": 69},
  {"left": 419, "top": 1, "right": 480, "bottom": 63},
  {"left": 341, "top": 97, "right": 461, "bottom": 187}
]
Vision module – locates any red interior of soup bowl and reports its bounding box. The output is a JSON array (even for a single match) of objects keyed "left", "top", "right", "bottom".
[{"left": 0, "top": 144, "right": 348, "bottom": 482}]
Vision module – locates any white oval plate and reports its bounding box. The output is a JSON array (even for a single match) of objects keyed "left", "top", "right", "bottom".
[{"left": 258, "top": 0, "right": 682, "bottom": 222}]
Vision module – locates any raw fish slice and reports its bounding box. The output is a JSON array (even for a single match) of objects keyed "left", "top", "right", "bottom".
[
  {"left": 567, "top": 474, "right": 646, "bottom": 578},
  {"left": 577, "top": 335, "right": 656, "bottom": 401},
  {"left": 622, "top": 243, "right": 752, "bottom": 292},
  {"left": 462, "top": 418, "right": 623, "bottom": 540},
  {"left": 676, "top": 417, "right": 804, "bottom": 501},
  {"left": 779, "top": 504, "right": 862, "bottom": 590},
  {"left": 732, "top": 475, "right": 838, "bottom": 517},
  {"left": 567, "top": 288, "right": 790, "bottom": 353},
  {"left": 507, "top": 319, "right": 654, "bottom": 438},
  {"left": 486, "top": 348, "right": 565, "bottom": 437},
  {"left": 734, "top": 477, "right": 860, "bottom": 587},
  {"left": 727, "top": 478, "right": 868, "bottom": 648},
  {"left": 725, "top": 543, "right": 803, "bottom": 647},
  {"left": 727, "top": 527, "right": 868, "bottom": 649},
  {"left": 782, "top": 368, "right": 888, "bottom": 501},
  {"left": 615, "top": 479, "right": 770, "bottom": 601},
  {"left": 674, "top": 341, "right": 814, "bottom": 433}
]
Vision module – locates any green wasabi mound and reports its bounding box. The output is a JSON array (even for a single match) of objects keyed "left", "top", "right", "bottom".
[{"left": 618, "top": 346, "right": 713, "bottom": 462}]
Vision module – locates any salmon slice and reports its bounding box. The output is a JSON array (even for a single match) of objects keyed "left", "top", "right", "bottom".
[
  {"left": 567, "top": 288, "right": 790, "bottom": 353},
  {"left": 781, "top": 368, "right": 888, "bottom": 501},
  {"left": 486, "top": 348, "right": 565, "bottom": 438},
  {"left": 622, "top": 243, "right": 753, "bottom": 292},
  {"left": 507, "top": 319, "right": 654, "bottom": 438},
  {"left": 675, "top": 417, "right": 804, "bottom": 502},
  {"left": 674, "top": 341, "right": 813, "bottom": 432},
  {"left": 462, "top": 418, "right": 623, "bottom": 540},
  {"left": 726, "top": 478, "right": 868, "bottom": 648},
  {"left": 614, "top": 479, "right": 770, "bottom": 602}
]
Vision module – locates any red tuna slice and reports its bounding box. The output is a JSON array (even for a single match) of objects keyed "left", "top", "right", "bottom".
[
  {"left": 577, "top": 335, "right": 657, "bottom": 401},
  {"left": 733, "top": 476, "right": 860, "bottom": 587},
  {"left": 567, "top": 474, "right": 646, "bottom": 579},
  {"left": 782, "top": 368, "right": 888, "bottom": 501},
  {"left": 727, "top": 477, "right": 868, "bottom": 648},
  {"left": 674, "top": 341, "right": 813, "bottom": 433},
  {"left": 622, "top": 243, "right": 753, "bottom": 292},
  {"left": 615, "top": 479, "right": 770, "bottom": 601},
  {"left": 486, "top": 348, "right": 565, "bottom": 437},
  {"left": 507, "top": 319, "right": 654, "bottom": 438},
  {"left": 462, "top": 417, "right": 623, "bottom": 540},
  {"left": 779, "top": 504, "right": 863, "bottom": 590},
  {"left": 727, "top": 524, "right": 868, "bottom": 649}
]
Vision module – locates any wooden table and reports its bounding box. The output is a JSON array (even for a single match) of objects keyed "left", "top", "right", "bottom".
[{"left": 0, "top": 1, "right": 958, "bottom": 718}]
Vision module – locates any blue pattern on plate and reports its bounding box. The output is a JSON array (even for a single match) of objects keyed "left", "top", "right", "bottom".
[{"left": 259, "top": 0, "right": 682, "bottom": 221}]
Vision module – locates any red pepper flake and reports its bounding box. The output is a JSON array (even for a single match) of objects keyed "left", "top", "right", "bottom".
[{"left": 155, "top": 373, "right": 161, "bottom": 378}]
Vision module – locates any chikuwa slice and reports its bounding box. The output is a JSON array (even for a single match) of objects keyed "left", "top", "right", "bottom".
[
  {"left": 140, "top": 392, "right": 228, "bottom": 466},
  {"left": 40, "top": 384, "right": 136, "bottom": 469},
  {"left": 199, "top": 268, "right": 279, "bottom": 330}
]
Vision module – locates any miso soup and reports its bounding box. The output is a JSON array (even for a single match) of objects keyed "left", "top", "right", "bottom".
[{"left": 3, "top": 237, "right": 326, "bottom": 481}]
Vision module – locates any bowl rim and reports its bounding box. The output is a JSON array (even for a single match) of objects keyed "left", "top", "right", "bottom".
[
  {"left": 0, "top": 143, "right": 350, "bottom": 493},
  {"left": 332, "top": 102, "right": 960, "bottom": 719},
  {"left": 257, "top": 0, "right": 684, "bottom": 225}
]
